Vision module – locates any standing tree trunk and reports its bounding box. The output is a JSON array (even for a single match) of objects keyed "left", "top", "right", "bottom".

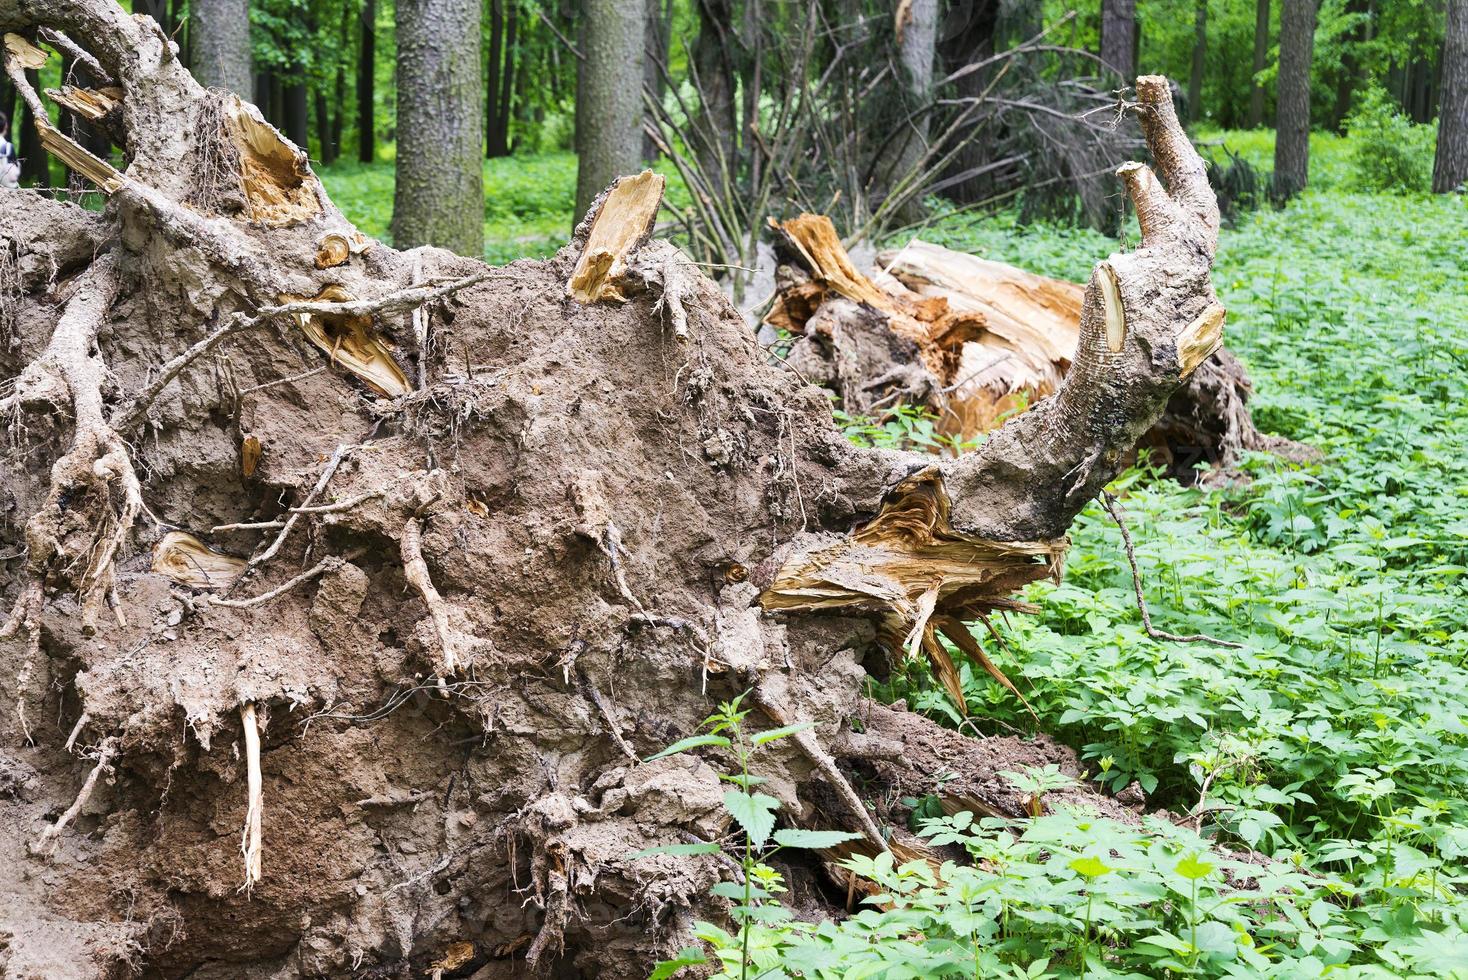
[
  {"left": 1436, "top": 0, "right": 1468, "bottom": 191},
  {"left": 485, "top": 0, "right": 517, "bottom": 159},
  {"left": 641, "top": 0, "right": 670, "bottom": 161},
  {"left": 575, "top": 0, "right": 645, "bottom": 220},
  {"left": 1273, "top": 0, "right": 1316, "bottom": 199},
  {"left": 190, "top": 0, "right": 252, "bottom": 95},
  {"left": 1188, "top": 0, "right": 1207, "bottom": 122},
  {"left": 891, "top": 0, "right": 938, "bottom": 219},
  {"left": 1100, "top": 0, "right": 1136, "bottom": 81},
  {"left": 357, "top": 0, "right": 376, "bottom": 163},
  {"left": 17, "top": 69, "right": 47, "bottom": 187},
  {"left": 283, "top": 77, "right": 309, "bottom": 151},
  {"left": 392, "top": 0, "right": 484, "bottom": 255},
  {"left": 497, "top": 4, "right": 518, "bottom": 154},
  {"left": 485, "top": 0, "right": 504, "bottom": 158},
  {"left": 0, "top": 10, "right": 1233, "bottom": 974},
  {"left": 1248, "top": 0, "right": 1271, "bottom": 126}
]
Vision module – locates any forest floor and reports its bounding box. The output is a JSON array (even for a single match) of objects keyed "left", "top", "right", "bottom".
[{"left": 319, "top": 135, "right": 1468, "bottom": 973}]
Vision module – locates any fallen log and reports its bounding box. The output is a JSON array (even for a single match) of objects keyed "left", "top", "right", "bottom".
[
  {"left": 771, "top": 219, "right": 1311, "bottom": 481},
  {"left": 0, "top": 8, "right": 1244, "bottom": 973}
]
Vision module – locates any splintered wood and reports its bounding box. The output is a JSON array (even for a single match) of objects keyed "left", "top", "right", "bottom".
[
  {"left": 568, "top": 170, "right": 666, "bottom": 303},
  {"left": 3, "top": 34, "right": 124, "bottom": 193},
  {"left": 761, "top": 467, "right": 1063, "bottom": 632},
  {"left": 768, "top": 217, "right": 1085, "bottom": 443},
  {"left": 152, "top": 531, "right": 247, "bottom": 590},
  {"left": 44, "top": 84, "right": 121, "bottom": 121},
  {"left": 761, "top": 467, "right": 1058, "bottom": 716},
  {"left": 281, "top": 285, "right": 410, "bottom": 397},
  {"left": 223, "top": 96, "right": 325, "bottom": 225}
]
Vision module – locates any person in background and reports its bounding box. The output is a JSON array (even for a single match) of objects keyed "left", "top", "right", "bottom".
[{"left": 0, "top": 112, "right": 20, "bottom": 189}]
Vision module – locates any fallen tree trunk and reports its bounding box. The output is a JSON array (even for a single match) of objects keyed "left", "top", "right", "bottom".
[
  {"left": 772, "top": 219, "right": 1311, "bottom": 482},
  {"left": 0, "top": 6, "right": 1230, "bottom": 974}
]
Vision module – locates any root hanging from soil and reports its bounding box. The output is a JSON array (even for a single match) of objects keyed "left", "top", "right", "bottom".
[{"left": 239, "top": 702, "right": 264, "bottom": 894}]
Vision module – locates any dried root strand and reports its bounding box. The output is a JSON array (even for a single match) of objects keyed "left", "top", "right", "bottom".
[
  {"left": 240, "top": 703, "right": 265, "bottom": 893},
  {"left": 1100, "top": 493, "right": 1243, "bottom": 649},
  {"left": 34, "top": 736, "right": 118, "bottom": 855},
  {"left": 401, "top": 516, "right": 472, "bottom": 675}
]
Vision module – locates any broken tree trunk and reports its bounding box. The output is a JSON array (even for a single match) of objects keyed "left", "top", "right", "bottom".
[
  {"left": 0, "top": 8, "right": 1225, "bottom": 973},
  {"left": 772, "top": 218, "right": 1310, "bottom": 482}
]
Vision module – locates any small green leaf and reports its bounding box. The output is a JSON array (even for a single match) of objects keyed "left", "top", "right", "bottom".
[
  {"left": 643, "top": 733, "right": 730, "bottom": 762},
  {"left": 648, "top": 947, "right": 707, "bottom": 979},
  {"left": 723, "top": 790, "right": 781, "bottom": 848},
  {"left": 771, "top": 828, "right": 864, "bottom": 849},
  {"left": 1068, "top": 855, "right": 1114, "bottom": 879},
  {"left": 1175, "top": 851, "right": 1218, "bottom": 881},
  {"left": 752, "top": 722, "right": 814, "bottom": 745},
  {"left": 631, "top": 842, "right": 722, "bottom": 858}
]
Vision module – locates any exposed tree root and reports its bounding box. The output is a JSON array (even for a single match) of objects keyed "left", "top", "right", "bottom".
[
  {"left": 33, "top": 735, "right": 117, "bottom": 855},
  {"left": 239, "top": 702, "right": 264, "bottom": 894}
]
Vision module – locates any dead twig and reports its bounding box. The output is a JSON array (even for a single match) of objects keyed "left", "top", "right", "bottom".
[
  {"left": 1100, "top": 492, "right": 1244, "bottom": 649},
  {"left": 34, "top": 736, "right": 118, "bottom": 854}
]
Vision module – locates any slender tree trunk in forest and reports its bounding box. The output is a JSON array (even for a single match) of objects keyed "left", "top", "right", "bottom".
[
  {"left": 392, "top": 0, "right": 484, "bottom": 256},
  {"left": 315, "top": 88, "right": 334, "bottom": 164},
  {"left": 18, "top": 69, "right": 47, "bottom": 187},
  {"left": 190, "top": 0, "right": 253, "bottom": 95},
  {"left": 1435, "top": 0, "right": 1468, "bottom": 191},
  {"left": 1273, "top": 0, "right": 1315, "bottom": 199},
  {"left": 642, "top": 0, "right": 670, "bottom": 161},
  {"left": 1248, "top": 0, "right": 1270, "bottom": 126},
  {"left": 358, "top": 0, "right": 376, "bottom": 163},
  {"left": 892, "top": 0, "right": 937, "bottom": 218},
  {"left": 1188, "top": 0, "right": 1207, "bottom": 122},
  {"left": 575, "top": 0, "right": 645, "bottom": 220},
  {"left": 283, "top": 78, "right": 309, "bottom": 151},
  {"left": 486, "top": 0, "right": 503, "bottom": 159},
  {"left": 497, "top": 5, "right": 517, "bottom": 154},
  {"left": 1100, "top": 0, "right": 1136, "bottom": 81}
]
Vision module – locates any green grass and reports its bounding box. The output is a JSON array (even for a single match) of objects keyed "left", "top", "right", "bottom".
[{"left": 318, "top": 152, "right": 579, "bottom": 265}]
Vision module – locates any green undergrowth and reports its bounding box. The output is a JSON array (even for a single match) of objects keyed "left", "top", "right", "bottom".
[
  {"left": 739, "top": 136, "right": 1468, "bottom": 977},
  {"left": 317, "top": 150, "right": 691, "bottom": 265},
  {"left": 318, "top": 152, "right": 578, "bottom": 265}
]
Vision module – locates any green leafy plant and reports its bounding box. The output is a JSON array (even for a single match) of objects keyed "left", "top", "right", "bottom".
[
  {"left": 635, "top": 694, "right": 862, "bottom": 979},
  {"left": 1344, "top": 87, "right": 1436, "bottom": 194}
]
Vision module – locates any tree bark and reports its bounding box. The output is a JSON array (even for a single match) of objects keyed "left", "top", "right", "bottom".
[
  {"left": 575, "top": 0, "right": 646, "bottom": 220},
  {"left": 891, "top": 0, "right": 938, "bottom": 217},
  {"left": 1273, "top": 0, "right": 1315, "bottom": 199},
  {"left": 1435, "top": 0, "right": 1468, "bottom": 191},
  {"left": 190, "top": 0, "right": 252, "bottom": 96},
  {"left": 0, "top": 7, "right": 1231, "bottom": 974},
  {"left": 391, "top": 0, "right": 484, "bottom": 255},
  {"left": 1100, "top": 0, "right": 1136, "bottom": 81},
  {"left": 1188, "top": 0, "right": 1207, "bottom": 122},
  {"left": 18, "top": 69, "right": 47, "bottom": 187},
  {"left": 357, "top": 0, "right": 376, "bottom": 163},
  {"left": 1248, "top": 0, "right": 1271, "bottom": 126},
  {"left": 641, "top": 0, "right": 669, "bottom": 161},
  {"left": 485, "top": 0, "right": 504, "bottom": 158}
]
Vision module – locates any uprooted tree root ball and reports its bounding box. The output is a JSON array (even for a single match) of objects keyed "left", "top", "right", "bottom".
[{"left": 2, "top": 5, "right": 1229, "bottom": 976}]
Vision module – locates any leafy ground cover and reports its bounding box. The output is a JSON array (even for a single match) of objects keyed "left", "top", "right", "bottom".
[
  {"left": 842, "top": 134, "right": 1468, "bottom": 976},
  {"left": 319, "top": 152, "right": 579, "bottom": 264}
]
